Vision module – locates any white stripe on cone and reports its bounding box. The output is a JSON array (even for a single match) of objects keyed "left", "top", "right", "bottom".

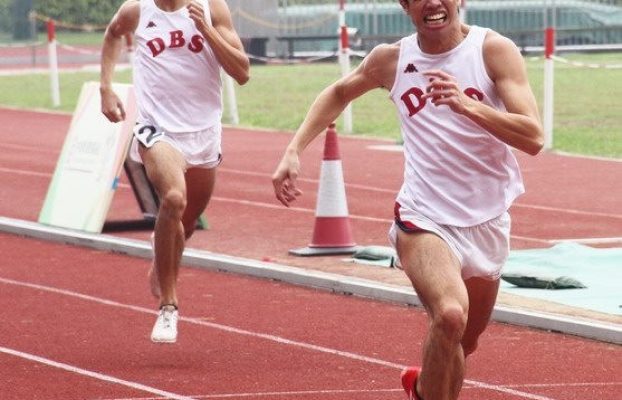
[
  {"left": 315, "top": 160, "right": 349, "bottom": 217},
  {"left": 291, "top": 123, "right": 357, "bottom": 252}
]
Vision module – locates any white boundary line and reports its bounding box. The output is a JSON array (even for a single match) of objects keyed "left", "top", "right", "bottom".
[
  {"left": 125, "top": 389, "right": 401, "bottom": 399},
  {"left": 551, "top": 55, "right": 622, "bottom": 70},
  {"left": 551, "top": 150, "right": 622, "bottom": 163},
  {"left": 551, "top": 237, "right": 622, "bottom": 245},
  {"left": 100, "top": 389, "right": 402, "bottom": 400},
  {"left": 511, "top": 203, "right": 622, "bottom": 221},
  {"left": 0, "top": 346, "right": 195, "bottom": 400},
  {"left": 503, "top": 382, "right": 622, "bottom": 389},
  {"left": 0, "top": 276, "right": 558, "bottom": 400},
  {"left": 196, "top": 167, "right": 622, "bottom": 222},
  {"left": 0, "top": 216, "right": 620, "bottom": 346},
  {"left": 367, "top": 143, "right": 622, "bottom": 163},
  {"left": 49, "top": 382, "right": 622, "bottom": 400},
  {"left": 1, "top": 140, "right": 620, "bottom": 220}
]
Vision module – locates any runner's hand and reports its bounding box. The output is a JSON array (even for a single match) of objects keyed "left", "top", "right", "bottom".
[
  {"left": 272, "top": 150, "right": 303, "bottom": 207},
  {"left": 422, "top": 70, "right": 472, "bottom": 114},
  {"left": 101, "top": 90, "right": 126, "bottom": 123},
  {"left": 187, "top": 0, "right": 210, "bottom": 31}
]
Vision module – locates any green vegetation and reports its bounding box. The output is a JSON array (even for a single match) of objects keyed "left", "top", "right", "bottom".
[
  {"left": 0, "top": 54, "right": 620, "bottom": 158},
  {"left": 34, "top": 0, "right": 123, "bottom": 27},
  {"left": 51, "top": 31, "right": 105, "bottom": 46},
  {"left": 526, "top": 55, "right": 622, "bottom": 157}
]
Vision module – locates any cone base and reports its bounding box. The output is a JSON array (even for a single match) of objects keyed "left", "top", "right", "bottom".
[
  {"left": 310, "top": 217, "right": 355, "bottom": 248},
  {"left": 289, "top": 245, "right": 360, "bottom": 257}
]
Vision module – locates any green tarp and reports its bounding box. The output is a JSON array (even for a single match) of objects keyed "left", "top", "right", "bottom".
[{"left": 502, "top": 243, "right": 622, "bottom": 315}]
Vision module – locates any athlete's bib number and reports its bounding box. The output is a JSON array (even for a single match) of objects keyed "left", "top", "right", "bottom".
[{"left": 133, "top": 123, "right": 164, "bottom": 148}]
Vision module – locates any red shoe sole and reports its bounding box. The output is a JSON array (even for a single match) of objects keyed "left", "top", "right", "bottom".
[{"left": 400, "top": 366, "right": 421, "bottom": 400}]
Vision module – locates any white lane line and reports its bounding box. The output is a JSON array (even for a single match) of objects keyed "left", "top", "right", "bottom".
[
  {"left": 0, "top": 165, "right": 616, "bottom": 246},
  {"left": 0, "top": 346, "right": 195, "bottom": 400},
  {"left": 0, "top": 276, "right": 559, "bottom": 400},
  {"left": 0, "top": 142, "right": 60, "bottom": 154},
  {"left": 551, "top": 237, "right": 622, "bottom": 245},
  {"left": 503, "top": 382, "right": 622, "bottom": 389},
  {"left": 367, "top": 144, "right": 622, "bottom": 163},
  {"left": 552, "top": 151, "right": 622, "bottom": 163},
  {"left": 210, "top": 196, "right": 391, "bottom": 223},
  {"left": 219, "top": 168, "right": 622, "bottom": 220},
  {"left": 512, "top": 203, "right": 622, "bottom": 221},
  {"left": 510, "top": 235, "right": 552, "bottom": 245},
  {"left": 100, "top": 388, "right": 402, "bottom": 400},
  {"left": 0, "top": 166, "right": 52, "bottom": 178},
  {"left": 1, "top": 163, "right": 620, "bottom": 222},
  {"left": 78, "top": 381, "right": 622, "bottom": 400}
]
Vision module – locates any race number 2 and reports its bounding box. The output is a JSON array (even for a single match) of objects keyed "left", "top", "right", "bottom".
[{"left": 133, "top": 123, "right": 164, "bottom": 148}]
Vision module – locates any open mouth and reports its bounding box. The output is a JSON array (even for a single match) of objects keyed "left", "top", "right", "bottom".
[{"left": 424, "top": 12, "right": 447, "bottom": 25}]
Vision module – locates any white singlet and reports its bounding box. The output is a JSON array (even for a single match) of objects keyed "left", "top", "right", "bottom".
[
  {"left": 133, "top": 0, "right": 222, "bottom": 133},
  {"left": 388, "top": 26, "right": 525, "bottom": 227}
]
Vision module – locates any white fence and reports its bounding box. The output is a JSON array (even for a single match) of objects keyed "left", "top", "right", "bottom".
[{"left": 228, "top": 0, "right": 622, "bottom": 58}]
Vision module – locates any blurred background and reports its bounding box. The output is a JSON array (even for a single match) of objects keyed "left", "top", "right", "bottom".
[
  {"left": 0, "top": 0, "right": 620, "bottom": 157},
  {"left": 2, "top": 0, "right": 622, "bottom": 61}
]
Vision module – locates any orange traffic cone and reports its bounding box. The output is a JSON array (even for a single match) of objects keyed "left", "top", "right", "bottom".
[{"left": 290, "top": 123, "right": 359, "bottom": 256}]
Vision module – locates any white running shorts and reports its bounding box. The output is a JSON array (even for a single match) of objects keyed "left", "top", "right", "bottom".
[
  {"left": 130, "top": 122, "right": 222, "bottom": 169},
  {"left": 389, "top": 202, "right": 512, "bottom": 280}
]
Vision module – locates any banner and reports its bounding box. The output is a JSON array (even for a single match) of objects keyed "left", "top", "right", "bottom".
[{"left": 39, "top": 81, "right": 136, "bottom": 232}]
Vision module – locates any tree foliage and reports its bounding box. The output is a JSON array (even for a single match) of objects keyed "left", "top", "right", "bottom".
[
  {"left": 0, "top": 0, "right": 12, "bottom": 33},
  {"left": 33, "top": 0, "right": 125, "bottom": 26}
]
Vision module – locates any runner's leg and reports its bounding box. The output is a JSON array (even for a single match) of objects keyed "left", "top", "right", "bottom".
[
  {"left": 461, "top": 277, "right": 500, "bottom": 356},
  {"left": 139, "top": 142, "right": 187, "bottom": 308},
  {"left": 182, "top": 166, "right": 217, "bottom": 240},
  {"left": 396, "top": 229, "right": 468, "bottom": 400}
]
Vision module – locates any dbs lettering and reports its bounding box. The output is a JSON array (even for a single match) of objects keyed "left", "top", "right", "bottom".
[
  {"left": 400, "top": 86, "right": 485, "bottom": 116},
  {"left": 464, "top": 87, "right": 484, "bottom": 101},
  {"left": 400, "top": 87, "right": 425, "bottom": 116},
  {"left": 146, "top": 31, "right": 205, "bottom": 57}
]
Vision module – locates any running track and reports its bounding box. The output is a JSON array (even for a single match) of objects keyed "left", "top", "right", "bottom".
[
  {"left": 2, "top": 233, "right": 621, "bottom": 400},
  {"left": 2, "top": 107, "right": 621, "bottom": 285},
  {"left": 0, "top": 107, "right": 621, "bottom": 399}
]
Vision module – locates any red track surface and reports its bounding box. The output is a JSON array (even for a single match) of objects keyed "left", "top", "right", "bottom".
[
  {"left": 2, "top": 107, "right": 621, "bottom": 259},
  {"left": 2, "top": 233, "right": 621, "bottom": 400},
  {"left": 0, "top": 44, "right": 110, "bottom": 71},
  {"left": 0, "top": 107, "right": 621, "bottom": 399}
]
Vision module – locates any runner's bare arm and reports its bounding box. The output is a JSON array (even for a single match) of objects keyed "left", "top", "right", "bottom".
[
  {"left": 272, "top": 45, "right": 396, "bottom": 207},
  {"left": 187, "top": 0, "right": 249, "bottom": 85},
  {"left": 100, "top": 0, "right": 139, "bottom": 122},
  {"left": 423, "top": 33, "right": 544, "bottom": 155}
]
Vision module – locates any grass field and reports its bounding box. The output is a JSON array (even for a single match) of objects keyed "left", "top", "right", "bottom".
[{"left": 0, "top": 53, "right": 620, "bottom": 158}]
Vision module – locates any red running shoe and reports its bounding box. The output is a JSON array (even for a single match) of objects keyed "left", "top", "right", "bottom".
[{"left": 400, "top": 366, "right": 422, "bottom": 400}]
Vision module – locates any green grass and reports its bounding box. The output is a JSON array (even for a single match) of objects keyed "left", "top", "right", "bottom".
[
  {"left": 49, "top": 31, "right": 105, "bottom": 46},
  {"left": 0, "top": 53, "right": 620, "bottom": 158},
  {"left": 0, "top": 31, "right": 105, "bottom": 46},
  {"left": 235, "top": 63, "right": 400, "bottom": 140},
  {"left": 526, "top": 55, "right": 622, "bottom": 157},
  {"left": 0, "top": 71, "right": 130, "bottom": 110}
]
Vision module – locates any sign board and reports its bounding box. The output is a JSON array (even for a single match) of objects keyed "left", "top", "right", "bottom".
[{"left": 39, "top": 81, "right": 137, "bottom": 232}]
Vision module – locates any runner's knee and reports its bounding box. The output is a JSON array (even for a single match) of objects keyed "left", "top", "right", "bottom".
[
  {"left": 431, "top": 303, "right": 468, "bottom": 342},
  {"left": 160, "top": 189, "right": 187, "bottom": 218}
]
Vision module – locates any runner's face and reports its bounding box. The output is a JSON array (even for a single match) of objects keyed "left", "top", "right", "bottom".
[{"left": 400, "top": 0, "right": 461, "bottom": 33}]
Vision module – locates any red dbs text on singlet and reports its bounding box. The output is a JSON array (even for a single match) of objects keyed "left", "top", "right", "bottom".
[
  {"left": 400, "top": 86, "right": 485, "bottom": 116},
  {"left": 169, "top": 30, "right": 185, "bottom": 48},
  {"left": 147, "top": 31, "right": 205, "bottom": 57}
]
